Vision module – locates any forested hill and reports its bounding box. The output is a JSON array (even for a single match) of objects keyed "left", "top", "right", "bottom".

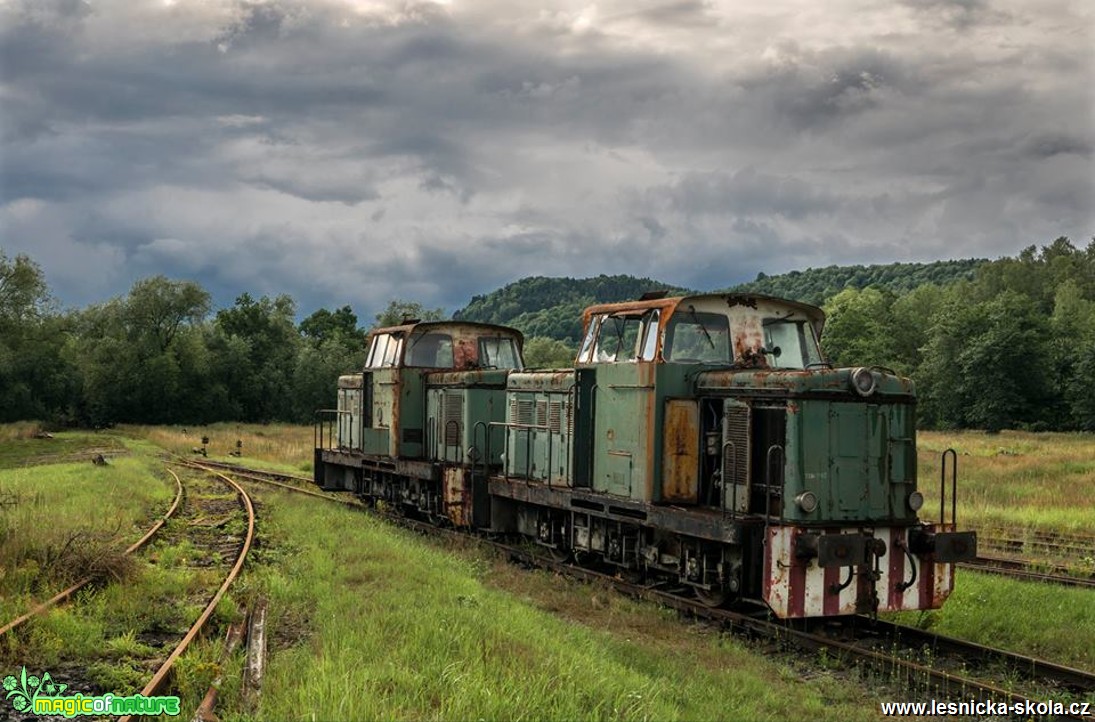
[
  {"left": 727, "top": 259, "right": 987, "bottom": 306},
  {"left": 453, "top": 275, "right": 691, "bottom": 344},
  {"left": 454, "top": 260, "right": 986, "bottom": 342}
]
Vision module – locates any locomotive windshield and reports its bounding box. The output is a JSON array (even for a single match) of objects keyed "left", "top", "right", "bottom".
[
  {"left": 405, "top": 331, "right": 454, "bottom": 367},
  {"left": 663, "top": 310, "right": 731, "bottom": 363},
  {"left": 366, "top": 333, "right": 403, "bottom": 368},
  {"left": 479, "top": 336, "right": 523, "bottom": 369},
  {"left": 761, "top": 316, "right": 823, "bottom": 369}
]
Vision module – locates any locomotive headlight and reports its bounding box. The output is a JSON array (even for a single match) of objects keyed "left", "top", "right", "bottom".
[
  {"left": 795, "top": 491, "right": 818, "bottom": 514},
  {"left": 907, "top": 491, "right": 925, "bottom": 512},
  {"left": 850, "top": 367, "right": 877, "bottom": 397}
]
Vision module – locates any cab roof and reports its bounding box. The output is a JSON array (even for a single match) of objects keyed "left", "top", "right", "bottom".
[
  {"left": 581, "top": 292, "right": 826, "bottom": 335},
  {"left": 367, "top": 320, "right": 524, "bottom": 344}
]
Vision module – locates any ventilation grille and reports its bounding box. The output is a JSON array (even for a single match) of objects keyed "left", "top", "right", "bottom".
[
  {"left": 510, "top": 399, "right": 535, "bottom": 426},
  {"left": 548, "top": 402, "right": 562, "bottom": 434},
  {"left": 723, "top": 404, "right": 750, "bottom": 489},
  {"left": 443, "top": 392, "right": 463, "bottom": 446}
]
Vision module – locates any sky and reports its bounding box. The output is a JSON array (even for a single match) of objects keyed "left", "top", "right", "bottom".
[{"left": 1, "top": 0, "right": 1092, "bottom": 320}]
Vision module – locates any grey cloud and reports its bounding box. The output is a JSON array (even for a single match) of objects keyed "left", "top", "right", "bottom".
[
  {"left": 0, "top": 0, "right": 1091, "bottom": 320},
  {"left": 1023, "top": 133, "right": 1093, "bottom": 160},
  {"left": 662, "top": 168, "right": 843, "bottom": 219}
]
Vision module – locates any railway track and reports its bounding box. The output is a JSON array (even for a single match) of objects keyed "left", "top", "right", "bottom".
[
  {"left": 117, "top": 464, "right": 255, "bottom": 722},
  {"left": 0, "top": 468, "right": 184, "bottom": 637},
  {"left": 203, "top": 459, "right": 1095, "bottom": 720},
  {"left": 980, "top": 529, "right": 1095, "bottom": 561},
  {"left": 0, "top": 462, "right": 255, "bottom": 722},
  {"left": 960, "top": 554, "right": 1095, "bottom": 589}
]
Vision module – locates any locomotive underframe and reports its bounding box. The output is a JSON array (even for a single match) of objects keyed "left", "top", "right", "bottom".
[{"left": 317, "top": 447, "right": 968, "bottom": 616}]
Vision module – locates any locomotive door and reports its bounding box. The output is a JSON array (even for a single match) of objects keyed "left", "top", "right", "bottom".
[{"left": 590, "top": 363, "right": 655, "bottom": 500}]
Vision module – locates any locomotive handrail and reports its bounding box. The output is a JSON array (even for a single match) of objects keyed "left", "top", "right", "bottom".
[
  {"left": 472, "top": 420, "right": 490, "bottom": 476},
  {"left": 940, "top": 448, "right": 958, "bottom": 527},
  {"left": 762, "top": 444, "right": 785, "bottom": 541},
  {"left": 314, "top": 409, "right": 350, "bottom": 451}
]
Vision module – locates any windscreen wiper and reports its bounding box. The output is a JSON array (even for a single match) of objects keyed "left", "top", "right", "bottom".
[{"left": 688, "top": 305, "right": 715, "bottom": 348}]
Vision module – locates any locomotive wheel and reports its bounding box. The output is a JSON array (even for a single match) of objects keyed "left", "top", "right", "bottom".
[
  {"left": 694, "top": 586, "right": 728, "bottom": 608},
  {"left": 548, "top": 546, "right": 571, "bottom": 563}
]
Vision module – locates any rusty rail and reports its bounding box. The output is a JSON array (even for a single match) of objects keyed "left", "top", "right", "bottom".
[
  {"left": 191, "top": 622, "right": 246, "bottom": 722},
  {"left": 118, "top": 463, "right": 256, "bottom": 722},
  {"left": 0, "top": 467, "right": 185, "bottom": 638}
]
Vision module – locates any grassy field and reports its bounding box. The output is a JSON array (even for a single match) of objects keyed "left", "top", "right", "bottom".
[
  {"left": 893, "top": 570, "right": 1094, "bottom": 672},
  {"left": 2, "top": 424, "right": 1093, "bottom": 720},
  {"left": 124, "top": 423, "right": 314, "bottom": 472},
  {"left": 918, "top": 430, "right": 1095, "bottom": 532},
  {"left": 0, "top": 432, "right": 238, "bottom": 697},
  {"left": 0, "top": 434, "right": 176, "bottom": 621},
  {"left": 185, "top": 485, "right": 887, "bottom": 722}
]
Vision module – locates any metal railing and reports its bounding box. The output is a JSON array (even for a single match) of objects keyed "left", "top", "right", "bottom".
[
  {"left": 940, "top": 447, "right": 957, "bottom": 526},
  {"left": 314, "top": 409, "right": 355, "bottom": 452}
]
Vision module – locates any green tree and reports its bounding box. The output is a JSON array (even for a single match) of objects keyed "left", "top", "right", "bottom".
[
  {"left": 918, "top": 291, "right": 1053, "bottom": 431},
  {"left": 820, "top": 287, "right": 896, "bottom": 369},
  {"left": 522, "top": 337, "right": 576, "bottom": 368},
  {"left": 0, "top": 252, "right": 70, "bottom": 422},
  {"left": 375, "top": 300, "right": 444, "bottom": 327},
  {"left": 215, "top": 293, "right": 301, "bottom": 421},
  {"left": 300, "top": 306, "right": 361, "bottom": 348}
]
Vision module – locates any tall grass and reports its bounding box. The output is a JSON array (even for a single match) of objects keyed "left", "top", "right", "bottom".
[
  {"left": 217, "top": 489, "right": 885, "bottom": 722},
  {"left": 918, "top": 430, "right": 1095, "bottom": 531},
  {"left": 123, "top": 424, "right": 314, "bottom": 471},
  {"left": 0, "top": 457, "right": 175, "bottom": 620},
  {"left": 891, "top": 571, "right": 1095, "bottom": 673}
]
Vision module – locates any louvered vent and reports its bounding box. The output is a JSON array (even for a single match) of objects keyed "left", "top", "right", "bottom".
[
  {"left": 443, "top": 392, "right": 463, "bottom": 446},
  {"left": 536, "top": 400, "right": 548, "bottom": 428},
  {"left": 548, "top": 402, "right": 562, "bottom": 434},
  {"left": 723, "top": 404, "right": 750, "bottom": 490},
  {"left": 510, "top": 399, "right": 535, "bottom": 425}
]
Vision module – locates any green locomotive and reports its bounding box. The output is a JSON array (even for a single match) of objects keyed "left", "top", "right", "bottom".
[{"left": 315, "top": 292, "right": 975, "bottom": 618}]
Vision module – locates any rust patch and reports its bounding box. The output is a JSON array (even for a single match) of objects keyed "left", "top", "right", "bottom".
[
  {"left": 662, "top": 399, "right": 699, "bottom": 503},
  {"left": 732, "top": 314, "right": 768, "bottom": 368},
  {"left": 443, "top": 467, "right": 472, "bottom": 527}
]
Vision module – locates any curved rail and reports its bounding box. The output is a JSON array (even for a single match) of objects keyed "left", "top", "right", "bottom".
[
  {"left": 0, "top": 467, "right": 185, "bottom": 637},
  {"left": 199, "top": 460, "right": 1095, "bottom": 717},
  {"left": 118, "top": 464, "right": 256, "bottom": 722}
]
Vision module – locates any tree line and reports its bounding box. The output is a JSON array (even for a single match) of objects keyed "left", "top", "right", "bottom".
[
  {"left": 820, "top": 237, "right": 1095, "bottom": 431},
  {"left": 0, "top": 257, "right": 438, "bottom": 426},
  {"left": 2, "top": 237, "right": 1093, "bottom": 431}
]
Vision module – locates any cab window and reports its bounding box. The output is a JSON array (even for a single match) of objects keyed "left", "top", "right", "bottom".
[
  {"left": 479, "top": 337, "right": 523, "bottom": 369},
  {"left": 663, "top": 310, "right": 731, "bottom": 363},
  {"left": 639, "top": 310, "right": 661, "bottom": 361},
  {"left": 367, "top": 333, "right": 404, "bottom": 368},
  {"left": 593, "top": 314, "right": 643, "bottom": 362},
  {"left": 578, "top": 315, "right": 602, "bottom": 363},
  {"left": 762, "top": 317, "right": 823, "bottom": 369},
  {"left": 406, "top": 332, "right": 454, "bottom": 367}
]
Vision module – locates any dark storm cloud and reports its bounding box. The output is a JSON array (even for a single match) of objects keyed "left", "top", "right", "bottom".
[{"left": 0, "top": 0, "right": 1091, "bottom": 318}]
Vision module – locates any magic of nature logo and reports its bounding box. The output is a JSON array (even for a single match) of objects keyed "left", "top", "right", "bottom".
[{"left": 4, "top": 666, "right": 180, "bottom": 717}]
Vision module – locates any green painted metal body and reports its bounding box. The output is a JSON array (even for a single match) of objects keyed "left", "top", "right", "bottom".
[
  {"left": 360, "top": 368, "right": 426, "bottom": 458},
  {"left": 425, "top": 370, "right": 510, "bottom": 465},
  {"left": 696, "top": 367, "right": 918, "bottom": 524},
  {"left": 504, "top": 371, "right": 576, "bottom": 485}
]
